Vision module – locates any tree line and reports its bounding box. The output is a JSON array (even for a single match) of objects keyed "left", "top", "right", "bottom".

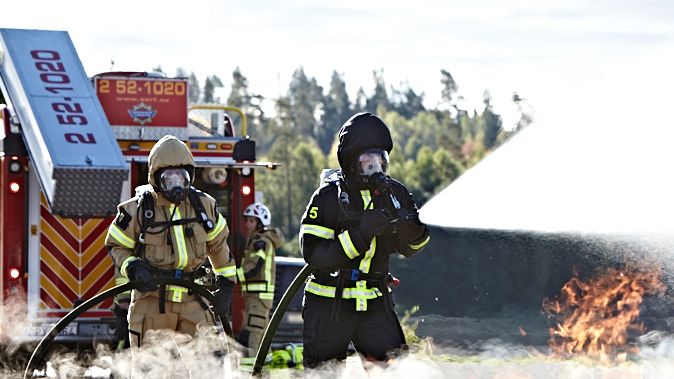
[{"left": 158, "top": 65, "right": 533, "bottom": 256}]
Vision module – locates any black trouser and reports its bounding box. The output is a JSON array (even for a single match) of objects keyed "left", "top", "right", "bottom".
[{"left": 302, "top": 305, "right": 407, "bottom": 368}]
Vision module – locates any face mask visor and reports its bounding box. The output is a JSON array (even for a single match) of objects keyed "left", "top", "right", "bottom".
[
  {"left": 357, "top": 149, "right": 389, "bottom": 177},
  {"left": 160, "top": 168, "right": 190, "bottom": 203}
]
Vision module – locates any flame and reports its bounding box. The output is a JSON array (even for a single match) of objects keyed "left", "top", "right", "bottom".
[{"left": 542, "top": 267, "right": 665, "bottom": 364}]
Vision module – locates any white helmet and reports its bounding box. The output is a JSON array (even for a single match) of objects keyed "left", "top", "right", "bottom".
[{"left": 243, "top": 203, "right": 271, "bottom": 226}]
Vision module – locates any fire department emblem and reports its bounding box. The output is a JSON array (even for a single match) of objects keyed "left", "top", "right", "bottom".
[{"left": 128, "top": 102, "right": 158, "bottom": 125}]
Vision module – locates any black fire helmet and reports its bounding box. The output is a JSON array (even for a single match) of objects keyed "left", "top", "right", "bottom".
[{"left": 337, "top": 112, "right": 393, "bottom": 176}]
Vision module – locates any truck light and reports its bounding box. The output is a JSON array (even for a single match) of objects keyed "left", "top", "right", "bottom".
[
  {"left": 241, "top": 185, "right": 252, "bottom": 196},
  {"left": 9, "top": 181, "right": 20, "bottom": 193},
  {"left": 9, "top": 267, "right": 20, "bottom": 279},
  {"left": 9, "top": 161, "right": 22, "bottom": 173}
]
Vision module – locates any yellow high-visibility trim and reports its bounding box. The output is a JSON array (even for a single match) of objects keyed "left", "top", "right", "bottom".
[
  {"left": 259, "top": 292, "right": 274, "bottom": 300},
  {"left": 213, "top": 265, "right": 237, "bottom": 278},
  {"left": 358, "top": 237, "right": 376, "bottom": 274},
  {"left": 236, "top": 267, "right": 246, "bottom": 283},
  {"left": 107, "top": 223, "right": 136, "bottom": 249},
  {"left": 115, "top": 277, "right": 129, "bottom": 285},
  {"left": 300, "top": 224, "right": 335, "bottom": 240},
  {"left": 356, "top": 280, "right": 367, "bottom": 311},
  {"left": 167, "top": 285, "right": 188, "bottom": 302},
  {"left": 120, "top": 256, "right": 139, "bottom": 278},
  {"left": 360, "top": 190, "right": 374, "bottom": 210},
  {"left": 409, "top": 235, "right": 430, "bottom": 250},
  {"left": 169, "top": 205, "right": 189, "bottom": 270},
  {"left": 207, "top": 214, "right": 227, "bottom": 241},
  {"left": 243, "top": 283, "right": 275, "bottom": 292},
  {"left": 264, "top": 241, "right": 273, "bottom": 287},
  {"left": 253, "top": 250, "right": 267, "bottom": 260},
  {"left": 304, "top": 281, "right": 382, "bottom": 299},
  {"left": 338, "top": 230, "right": 360, "bottom": 259}
]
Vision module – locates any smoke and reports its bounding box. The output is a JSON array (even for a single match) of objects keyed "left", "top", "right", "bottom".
[
  {"left": 0, "top": 289, "right": 31, "bottom": 356},
  {"left": 4, "top": 330, "right": 674, "bottom": 378}
]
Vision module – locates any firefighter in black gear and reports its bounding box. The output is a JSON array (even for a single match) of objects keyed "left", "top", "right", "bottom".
[{"left": 300, "top": 112, "right": 431, "bottom": 368}]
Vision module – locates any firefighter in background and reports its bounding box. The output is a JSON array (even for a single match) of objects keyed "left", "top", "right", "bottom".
[
  {"left": 112, "top": 267, "right": 130, "bottom": 351},
  {"left": 105, "top": 135, "right": 237, "bottom": 349},
  {"left": 300, "top": 112, "right": 431, "bottom": 368},
  {"left": 236, "top": 203, "right": 285, "bottom": 357}
]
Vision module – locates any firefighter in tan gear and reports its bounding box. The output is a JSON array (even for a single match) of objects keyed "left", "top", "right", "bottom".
[
  {"left": 105, "top": 135, "right": 236, "bottom": 348},
  {"left": 236, "top": 203, "right": 284, "bottom": 357}
]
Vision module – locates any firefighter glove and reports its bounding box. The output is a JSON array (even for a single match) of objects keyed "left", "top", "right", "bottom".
[
  {"left": 126, "top": 259, "right": 156, "bottom": 292},
  {"left": 359, "top": 209, "right": 394, "bottom": 241},
  {"left": 211, "top": 276, "right": 234, "bottom": 316},
  {"left": 395, "top": 208, "right": 426, "bottom": 243}
]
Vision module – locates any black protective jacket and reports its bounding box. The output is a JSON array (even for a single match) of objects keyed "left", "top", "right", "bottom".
[{"left": 300, "top": 172, "right": 430, "bottom": 311}]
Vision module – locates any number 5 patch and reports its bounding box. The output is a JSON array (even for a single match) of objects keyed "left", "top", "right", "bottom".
[{"left": 309, "top": 206, "right": 318, "bottom": 219}]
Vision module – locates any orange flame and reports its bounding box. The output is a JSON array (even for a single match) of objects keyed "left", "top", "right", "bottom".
[{"left": 542, "top": 268, "right": 665, "bottom": 364}]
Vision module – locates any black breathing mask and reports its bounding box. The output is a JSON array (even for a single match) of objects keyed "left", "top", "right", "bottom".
[{"left": 159, "top": 168, "right": 190, "bottom": 204}]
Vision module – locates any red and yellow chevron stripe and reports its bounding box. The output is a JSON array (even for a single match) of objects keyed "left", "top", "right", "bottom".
[{"left": 38, "top": 194, "right": 115, "bottom": 316}]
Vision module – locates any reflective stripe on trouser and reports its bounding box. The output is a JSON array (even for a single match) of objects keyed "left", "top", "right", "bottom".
[
  {"left": 242, "top": 294, "right": 272, "bottom": 357},
  {"left": 304, "top": 280, "right": 383, "bottom": 311},
  {"left": 127, "top": 294, "right": 215, "bottom": 348}
]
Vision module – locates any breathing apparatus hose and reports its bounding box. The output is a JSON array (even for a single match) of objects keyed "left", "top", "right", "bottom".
[
  {"left": 252, "top": 264, "right": 314, "bottom": 377},
  {"left": 23, "top": 277, "right": 231, "bottom": 379}
]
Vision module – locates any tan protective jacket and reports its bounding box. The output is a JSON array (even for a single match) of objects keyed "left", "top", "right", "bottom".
[
  {"left": 237, "top": 227, "right": 284, "bottom": 300},
  {"left": 105, "top": 136, "right": 236, "bottom": 301}
]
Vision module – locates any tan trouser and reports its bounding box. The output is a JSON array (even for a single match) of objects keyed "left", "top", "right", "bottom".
[
  {"left": 127, "top": 293, "right": 215, "bottom": 348},
  {"left": 242, "top": 294, "right": 272, "bottom": 357}
]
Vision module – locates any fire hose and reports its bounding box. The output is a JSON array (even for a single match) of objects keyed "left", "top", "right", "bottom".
[
  {"left": 252, "top": 264, "right": 314, "bottom": 376},
  {"left": 23, "top": 277, "right": 232, "bottom": 379}
]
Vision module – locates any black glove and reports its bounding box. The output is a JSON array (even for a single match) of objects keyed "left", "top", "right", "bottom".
[
  {"left": 125, "top": 259, "right": 156, "bottom": 292},
  {"left": 395, "top": 208, "right": 426, "bottom": 243},
  {"left": 369, "top": 172, "right": 390, "bottom": 195},
  {"left": 211, "top": 276, "right": 234, "bottom": 316},
  {"left": 359, "top": 209, "right": 394, "bottom": 242}
]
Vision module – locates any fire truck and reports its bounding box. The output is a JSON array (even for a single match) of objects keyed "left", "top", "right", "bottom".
[{"left": 0, "top": 28, "right": 303, "bottom": 352}]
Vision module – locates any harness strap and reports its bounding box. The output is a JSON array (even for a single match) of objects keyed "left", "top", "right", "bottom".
[{"left": 188, "top": 187, "right": 215, "bottom": 232}]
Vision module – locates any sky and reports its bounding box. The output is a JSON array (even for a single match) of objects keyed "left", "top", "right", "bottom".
[{"left": 4, "top": 0, "right": 674, "bottom": 131}]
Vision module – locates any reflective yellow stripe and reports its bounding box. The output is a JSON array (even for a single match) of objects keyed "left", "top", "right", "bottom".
[
  {"left": 259, "top": 292, "right": 274, "bottom": 300},
  {"left": 305, "top": 281, "right": 382, "bottom": 299},
  {"left": 360, "top": 190, "right": 374, "bottom": 210},
  {"left": 207, "top": 214, "right": 227, "bottom": 241},
  {"left": 120, "top": 256, "right": 139, "bottom": 278},
  {"left": 338, "top": 230, "right": 360, "bottom": 259},
  {"left": 410, "top": 235, "right": 430, "bottom": 250},
  {"left": 253, "top": 250, "right": 266, "bottom": 260},
  {"left": 243, "top": 283, "right": 275, "bottom": 292},
  {"left": 358, "top": 237, "right": 376, "bottom": 274},
  {"left": 300, "top": 224, "right": 335, "bottom": 239},
  {"left": 236, "top": 267, "right": 246, "bottom": 283},
  {"left": 356, "top": 280, "right": 368, "bottom": 311},
  {"left": 264, "top": 242, "right": 273, "bottom": 287},
  {"left": 170, "top": 204, "right": 189, "bottom": 270},
  {"left": 167, "top": 285, "right": 188, "bottom": 302},
  {"left": 115, "top": 277, "right": 129, "bottom": 285},
  {"left": 213, "top": 265, "right": 237, "bottom": 278},
  {"left": 108, "top": 223, "right": 136, "bottom": 249}
]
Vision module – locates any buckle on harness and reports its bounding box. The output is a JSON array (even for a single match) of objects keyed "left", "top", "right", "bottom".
[
  {"left": 350, "top": 269, "right": 360, "bottom": 281},
  {"left": 175, "top": 269, "right": 183, "bottom": 279}
]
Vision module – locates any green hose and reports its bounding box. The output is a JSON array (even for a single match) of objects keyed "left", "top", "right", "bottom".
[
  {"left": 23, "top": 277, "right": 228, "bottom": 379},
  {"left": 252, "top": 264, "right": 314, "bottom": 377}
]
